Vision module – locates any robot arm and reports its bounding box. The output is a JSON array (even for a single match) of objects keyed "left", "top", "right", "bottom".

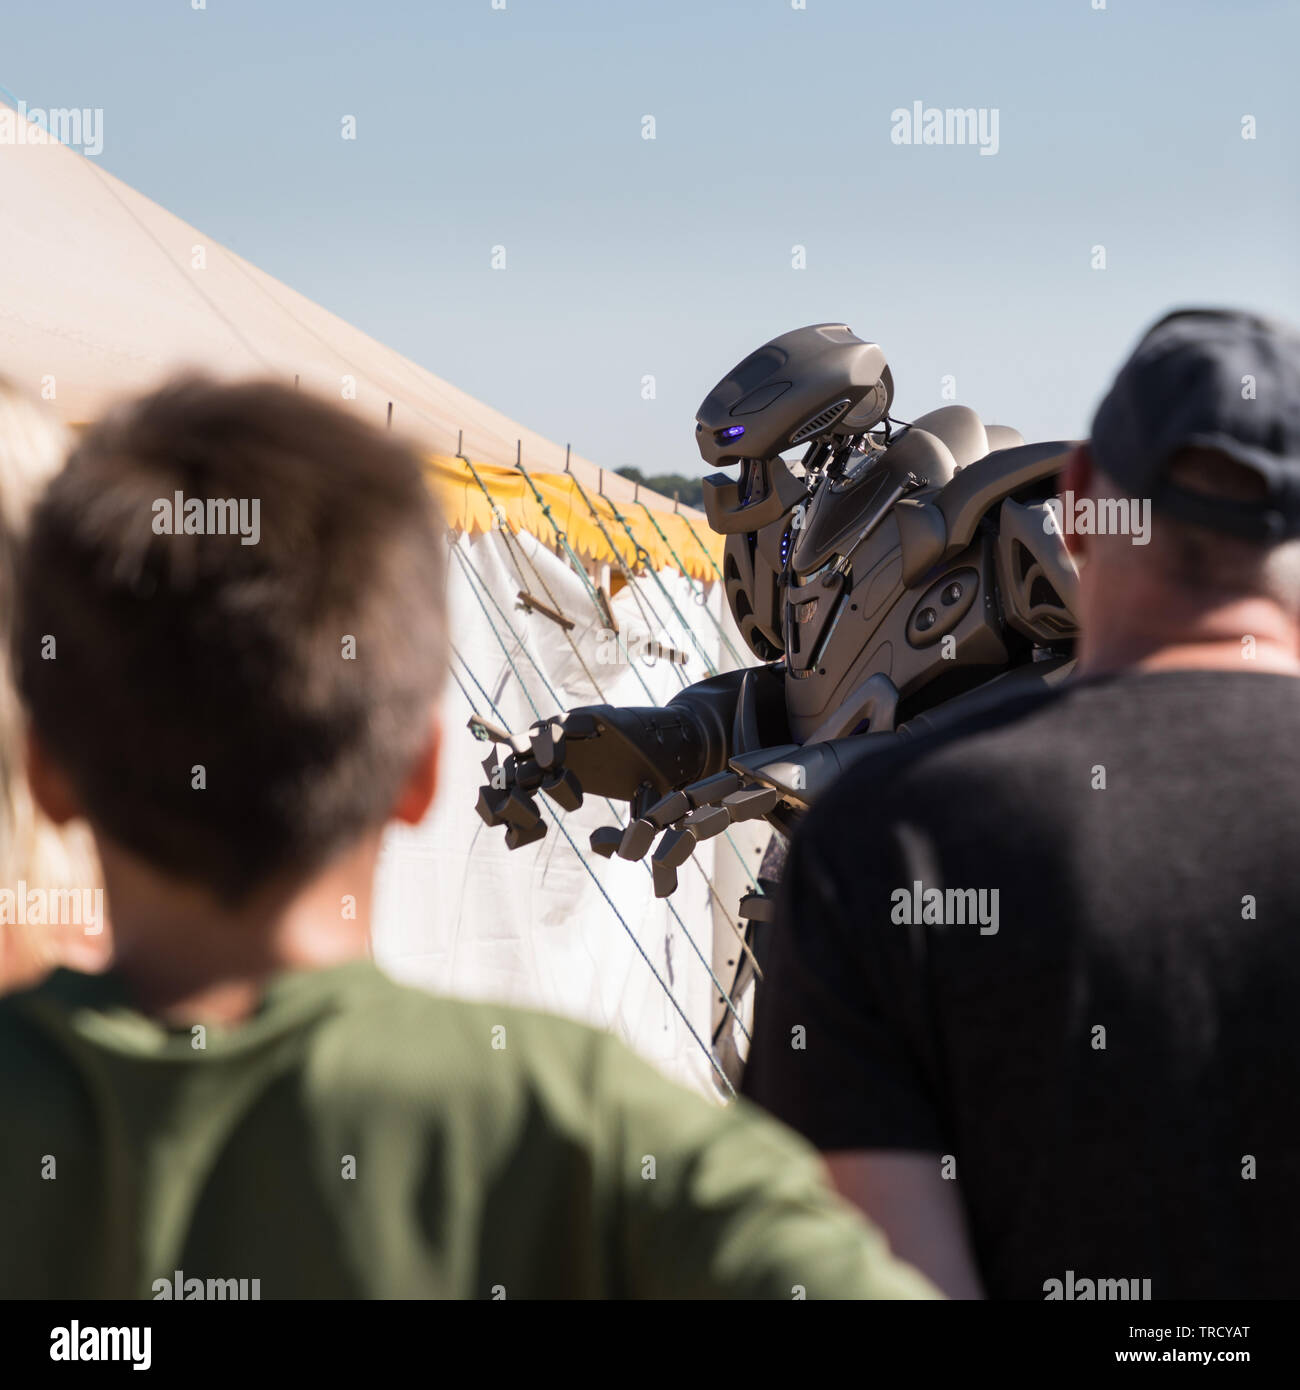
[
  {"left": 473, "top": 668, "right": 752, "bottom": 850},
  {"left": 595, "top": 647, "right": 1075, "bottom": 899}
]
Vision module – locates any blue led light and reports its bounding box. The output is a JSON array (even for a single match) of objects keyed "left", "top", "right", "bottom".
[{"left": 720, "top": 425, "right": 746, "bottom": 440}]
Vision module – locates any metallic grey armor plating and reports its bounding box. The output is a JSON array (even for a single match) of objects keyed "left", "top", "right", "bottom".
[{"left": 475, "top": 323, "right": 1079, "bottom": 907}]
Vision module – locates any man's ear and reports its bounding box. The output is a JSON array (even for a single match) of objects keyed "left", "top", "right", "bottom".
[
  {"left": 1060, "top": 444, "right": 1093, "bottom": 561},
  {"left": 25, "top": 727, "right": 84, "bottom": 825},
  {"left": 392, "top": 713, "right": 441, "bottom": 827}
]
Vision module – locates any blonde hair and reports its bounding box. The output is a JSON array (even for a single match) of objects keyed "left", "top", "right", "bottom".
[{"left": 0, "top": 381, "right": 102, "bottom": 988}]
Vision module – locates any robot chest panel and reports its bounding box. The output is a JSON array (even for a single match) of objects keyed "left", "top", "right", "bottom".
[
  {"left": 787, "top": 464, "right": 895, "bottom": 577},
  {"left": 782, "top": 526, "right": 903, "bottom": 685}
]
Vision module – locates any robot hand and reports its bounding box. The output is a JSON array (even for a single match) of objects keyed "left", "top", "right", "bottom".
[
  {"left": 473, "top": 711, "right": 597, "bottom": 850},
  {"left": 587, "top": 771, "right": 778, "bottom": 898},
  {"left": 472, "top": 693, "right": 732, "bottom": 858}
]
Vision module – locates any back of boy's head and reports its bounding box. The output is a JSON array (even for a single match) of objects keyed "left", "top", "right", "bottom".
[{"left": 15, "top": 376, "right": 448, "bottom": 904}]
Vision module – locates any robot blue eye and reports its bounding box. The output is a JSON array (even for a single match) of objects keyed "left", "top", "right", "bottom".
[{"left": 718, "top": 425, "right": 746, "bottom": 441}]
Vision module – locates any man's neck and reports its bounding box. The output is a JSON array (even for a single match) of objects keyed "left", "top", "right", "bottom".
[
  {"left": 1077, "top": 636, "right": 1300, "bottom": 680},
  {"left": 97, "top": 838, "right": 380, "bottom": 1026},
  {"left": 1074, "top": 590, "right": 1300, "bottom": 681}
]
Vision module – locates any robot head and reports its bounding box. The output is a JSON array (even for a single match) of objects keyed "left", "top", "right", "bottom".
[{"left": 694, "top": 323, "right": 894, "bottom": 468}]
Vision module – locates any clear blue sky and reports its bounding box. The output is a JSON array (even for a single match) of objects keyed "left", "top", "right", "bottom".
[{"left": 5, "top": 0, "right": 1298, "bottom": 476}]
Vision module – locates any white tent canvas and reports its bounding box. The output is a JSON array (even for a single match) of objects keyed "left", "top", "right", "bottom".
[
  {"left": 0, "top": 106, "right": 663, "bottom": 507},
  {"left": 384, "top": 528, "right": 762, "bottom": 1097}
]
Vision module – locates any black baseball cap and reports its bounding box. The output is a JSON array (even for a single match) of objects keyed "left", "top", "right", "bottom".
[{"left": 1090, "top": 307, "right": 1300, "bottom": 540}]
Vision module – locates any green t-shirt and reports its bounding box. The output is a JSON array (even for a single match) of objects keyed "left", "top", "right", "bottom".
[{"left": 0, "top": 960, "right": 934, "bottom": 1300}]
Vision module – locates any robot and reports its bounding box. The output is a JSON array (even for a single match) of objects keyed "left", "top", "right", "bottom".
[{"left": 474, "top": 322, "right": 1080, "bottom": 922}]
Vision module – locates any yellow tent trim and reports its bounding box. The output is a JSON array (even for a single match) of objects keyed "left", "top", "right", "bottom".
[{"left": 425, "top": 454, "right": 724, "bottom": 583}]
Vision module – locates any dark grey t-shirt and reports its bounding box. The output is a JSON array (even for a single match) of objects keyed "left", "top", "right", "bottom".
[{"left": 743, "top": 669, "right": 1300, "bottom": 1300}]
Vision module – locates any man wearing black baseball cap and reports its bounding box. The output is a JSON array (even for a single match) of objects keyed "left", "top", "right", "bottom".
[
  {"left": 743, "top": 307, "right": 1300, "bottom": 1299},
  {"left": 1092, "top": 308, "right": 1300, "bottom": 540}
]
